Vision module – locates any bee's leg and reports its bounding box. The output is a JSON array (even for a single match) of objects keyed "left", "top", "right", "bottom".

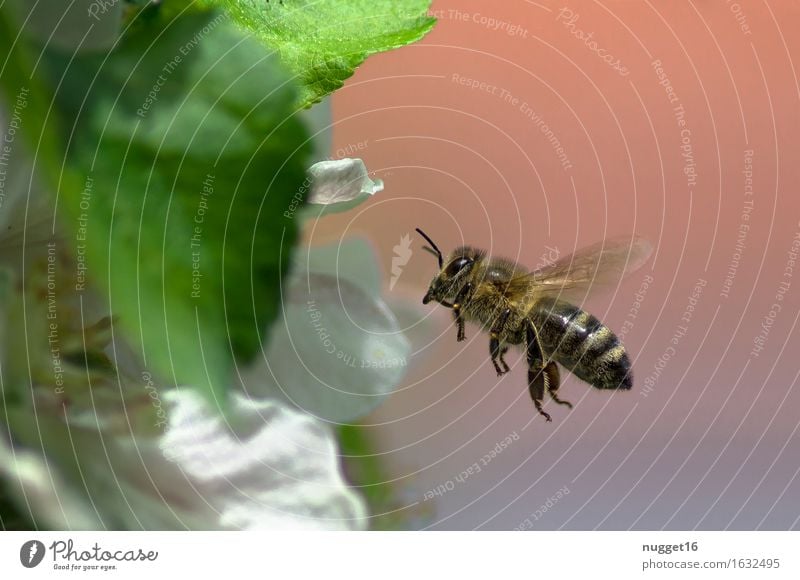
[
  {"left": 454, "top": 312, "right": 466, "bottom": 342},
  {"left": 438, "top": 299, "right": 466, "bottom": 341},
  {"left": 451, "top": 282, "right": 473, "bottom": 342},
  {"left": 490, "top": 308, "right": 511, "bottom": 376},
  {"left": 526, "top": 321, "right": 551, "bottom": 422},
  {"left": 499, "top": 346, "right": 511, "bottom": 374},
  {"left": 544, "top": 362, "right": 572, "bottom": 408}
]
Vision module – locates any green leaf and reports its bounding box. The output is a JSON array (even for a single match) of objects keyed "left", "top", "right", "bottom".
[
  {"left": 0, "top": 478, "right": 33, "bottom": 531},
  {"left": 338, "top": 423, "right": 433, "bottom": 530},
  {"left": 49, "top": 10, "right": 311, "bottom": 403},
  {"left": 338, "top": 424, "right": 393, "bottom": 514},
  {"left": 209, "top": 0, "right": 436, "bottom": 107}
]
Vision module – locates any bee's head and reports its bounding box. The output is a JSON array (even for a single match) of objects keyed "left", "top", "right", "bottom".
[{"left": 416, "top": 229, "right": 482, "bottom": 305}]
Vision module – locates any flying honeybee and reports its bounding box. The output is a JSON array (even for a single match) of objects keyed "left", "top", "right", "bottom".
[{"left": 416, "top": 229, "right": 652, "bottom": 422}]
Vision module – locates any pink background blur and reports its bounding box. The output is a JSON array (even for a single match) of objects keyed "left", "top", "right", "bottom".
[{"left": 316, "top": 0, "right": 800, "bottom": 529}]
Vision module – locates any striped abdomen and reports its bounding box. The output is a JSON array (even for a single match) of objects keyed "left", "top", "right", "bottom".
[{"left": 530, "top": 297, "right": 632, "bottom": 390}]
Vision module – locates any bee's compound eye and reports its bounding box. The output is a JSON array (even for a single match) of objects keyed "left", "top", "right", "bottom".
[{"left": 445, "top": 257, "right": 472, "bottom": 277}]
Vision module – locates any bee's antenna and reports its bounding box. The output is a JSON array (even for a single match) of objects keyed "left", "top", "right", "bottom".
[{"left": 415, "top": 228, "right": 443, "bottom": 269}]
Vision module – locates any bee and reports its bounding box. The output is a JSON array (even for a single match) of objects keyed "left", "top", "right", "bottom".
[{"left": 416, "top": 228, "right": 652, "bottom": 422}]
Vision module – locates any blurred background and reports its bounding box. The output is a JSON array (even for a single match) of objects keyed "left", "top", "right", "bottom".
[{"left": 313, "top": 0, "right": 800, "bottom": 530}]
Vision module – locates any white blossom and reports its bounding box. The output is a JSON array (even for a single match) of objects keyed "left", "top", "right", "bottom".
[{"left": 0, "top": 105, "right": 375, "bottom": 530}]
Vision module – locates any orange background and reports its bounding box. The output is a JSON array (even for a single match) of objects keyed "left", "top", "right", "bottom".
[{"left": 317, "top": 0, "right": 800, "bottom": 529}]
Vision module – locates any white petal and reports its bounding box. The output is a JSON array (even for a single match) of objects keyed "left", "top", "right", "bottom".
[
  {"left": 0, "top": 432, "right": 102, "bottom": 530},
  {"left": 136, "top": 391, "right": 368, "bottom": 530},
  {"left": 305, "top": 158, "right": 384, "bottom": 216},
  {"left": 297, "top": 237, "right": 382, "bottom": 295},
  {"left": 4, "top": 390, "right": 367, "bottom": 530},
  {"left": 243, "top": 272, "right": 410, "bottom": 423},
  {"left": 299, "top": 239, "right": 433, "bottom": 356},
  {"left": 242, "top": 239, "right": 410, "bottom": 422}
]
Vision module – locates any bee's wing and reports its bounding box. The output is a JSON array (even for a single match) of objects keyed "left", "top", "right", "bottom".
[{"left": 510, "top": 236, "right": 653, "bottom": 301}]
